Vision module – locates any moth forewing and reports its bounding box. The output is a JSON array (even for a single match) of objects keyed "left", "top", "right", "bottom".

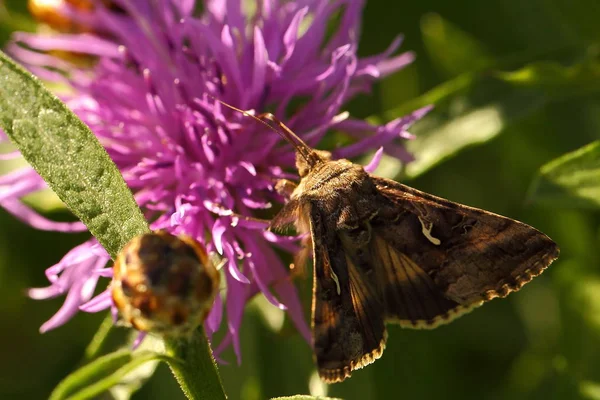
[
  {"left": 371, "top": 176, "right": 559, "bottom": 305},
  {"left": 309, "top": 206, "right": 387, "bottom": 383}
]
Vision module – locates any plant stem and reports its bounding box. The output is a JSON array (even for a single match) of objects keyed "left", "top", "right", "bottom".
[
  {"left": 164, "top": 328, "right": 227, "bottom": 400},
  {"left": 84, "top": 315, "right": 115, "bottom": 360}
]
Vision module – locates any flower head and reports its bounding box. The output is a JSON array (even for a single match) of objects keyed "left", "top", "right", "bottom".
[{"left": 2, "top": 0, "right": 429, "bottom": 361}]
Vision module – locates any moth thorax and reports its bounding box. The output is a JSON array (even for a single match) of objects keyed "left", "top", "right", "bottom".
[{"left": 301, "top": 160, "right": 372, "bottom": 198}]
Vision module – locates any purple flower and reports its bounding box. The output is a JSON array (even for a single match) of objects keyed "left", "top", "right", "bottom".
[{"left": 2, "top": 0, "right": 429, "bottom": 361}]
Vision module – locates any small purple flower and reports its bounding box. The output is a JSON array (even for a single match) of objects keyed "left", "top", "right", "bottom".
[{"left": 1, "top": 0, "right": 429, "bottom": 361}]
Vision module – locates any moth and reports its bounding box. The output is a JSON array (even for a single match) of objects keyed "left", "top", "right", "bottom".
[{"left": 216, "top": 100, "right": 559, "bottom": 384}]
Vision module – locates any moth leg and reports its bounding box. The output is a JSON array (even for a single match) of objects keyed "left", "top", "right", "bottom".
[
  {"left": 287, "top": 234, "right": 312, "bottom": 279},
  {"left": 275, "top": 179, "right": 297, "bottom": 199}
]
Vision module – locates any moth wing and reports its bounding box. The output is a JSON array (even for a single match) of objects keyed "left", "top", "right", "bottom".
[
  {"left": 309, "top": 206, "right": 386, "bottom": 383},
  {"left": 371, "top": 176, "right": 559, "bottom": 307},
  {"left": 369, "top": 233, "right": 480, "bottom": 328}
]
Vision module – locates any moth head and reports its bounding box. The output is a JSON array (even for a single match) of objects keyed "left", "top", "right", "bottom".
[{"left": 296, "top": 149, "right": 331, "bottom": 177}]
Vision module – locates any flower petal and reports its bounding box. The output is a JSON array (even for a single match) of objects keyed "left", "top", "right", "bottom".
[{"left": 364, "top": 147, "right": 384, "bottom": 173}]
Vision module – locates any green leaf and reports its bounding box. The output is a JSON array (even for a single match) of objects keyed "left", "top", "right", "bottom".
[
  {"left": 496, "top": 59, "right": 600, "bottom": 98},
  {"left": 108, "top": 335, "right": 165, "bottom": 400},
  {"left": 421, "top": 13, "right": 494, "bottom": 78},
  {"left": 0, "top": 50, "right": 148, "bottom": 258},
  {"left": 84, "top": 315, "right": 118, "bottom": 361},
  {"left": 528, "top": 141, "right": 600, "bottom": 208},
  {"left": 544, "top": 0, "right": 600, "bottom": 43},
  {"left": 0, "top": 3, "right": 36, "bottom": 41},
  {"left": 383, "top": 76, "right": 548, "bottom": 179},
  {"left": 581, "top": 381, "right": 600, "bottom": 400},
  {"left": 49, "top": 350, "right": 175, "bottom": 400},
  {"left": 82, "top": 320, "right": 164, "bottom": 400},
  {"left": 377, "top": 49, "right": 600, "bottom": 181}
]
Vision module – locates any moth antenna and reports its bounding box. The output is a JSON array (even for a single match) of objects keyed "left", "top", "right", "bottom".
[{"left": 207, "top": 95, "right": 320, "bottom": 167}]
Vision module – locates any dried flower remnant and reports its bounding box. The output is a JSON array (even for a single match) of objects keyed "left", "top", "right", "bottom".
[
  {"left": 28, "top": 0, "right": 93, "bottom": 32},
  {"left": 2, "top": 0, "right": 430, "bottom": 361}
]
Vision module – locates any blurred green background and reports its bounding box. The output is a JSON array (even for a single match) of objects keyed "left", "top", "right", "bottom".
[{"left": 2, "top": 0, "right": 600, "bottom": 399}]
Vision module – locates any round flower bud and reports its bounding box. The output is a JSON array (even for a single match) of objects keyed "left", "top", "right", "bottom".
[{"left": 111, "top": 231, "right": 220, "bottom": 335}]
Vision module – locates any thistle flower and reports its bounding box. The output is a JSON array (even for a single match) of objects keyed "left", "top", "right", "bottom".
[{"left": 1, "top": 0, "right": 430, "bottom": 361}]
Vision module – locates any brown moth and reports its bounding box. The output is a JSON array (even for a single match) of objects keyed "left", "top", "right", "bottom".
[{"left": 215, "top": 100, "right": 559, "bottom": 384}]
